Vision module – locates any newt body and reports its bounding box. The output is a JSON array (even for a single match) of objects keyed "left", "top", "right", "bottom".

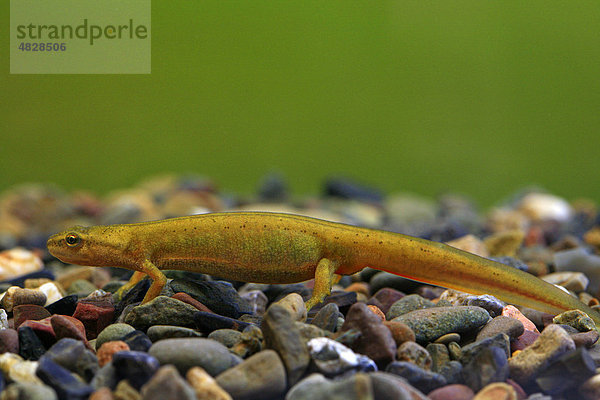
[{"left": 47, "top": 212, "right": 600, "bottom": 326}]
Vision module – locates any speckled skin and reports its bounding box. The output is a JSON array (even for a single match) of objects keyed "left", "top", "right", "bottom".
[{"left": 47, "top": 212, "right": 600, "bottom": 326}]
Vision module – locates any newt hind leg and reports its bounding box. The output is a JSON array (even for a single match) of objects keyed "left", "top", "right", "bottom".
[
  {"left": 114, "top": 260, "right": 167, "bottom": 304},
  {"left": 306, "top": 258, "right": 340, "bottom": 310}
]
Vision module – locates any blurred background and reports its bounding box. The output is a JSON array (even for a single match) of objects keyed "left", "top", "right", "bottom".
[{"left": 2, "top": 1, "right": 599, "bottom": 206}]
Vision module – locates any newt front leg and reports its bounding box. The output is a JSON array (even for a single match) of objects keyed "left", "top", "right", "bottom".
[{"left": 306, "top": 258, "right": 340, "bottom": 310}]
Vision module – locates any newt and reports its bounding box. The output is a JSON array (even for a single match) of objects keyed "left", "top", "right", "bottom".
[{"left": 47, "top": 212, "right": 600, "bottom": 326}]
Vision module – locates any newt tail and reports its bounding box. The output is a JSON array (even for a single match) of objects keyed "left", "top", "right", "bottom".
[{"left": 46, "top": 212, "right": 600, "bottom": 327}]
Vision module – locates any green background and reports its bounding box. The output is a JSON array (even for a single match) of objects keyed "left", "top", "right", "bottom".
[{"left": 2, "top": 1, "right": 599, "bottom": 206}]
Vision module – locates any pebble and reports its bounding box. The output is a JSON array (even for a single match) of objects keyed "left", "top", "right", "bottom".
[
  {"left": 382, "top": 320, "right": 416, "bottom": 346},
  {"left": 45, "top": 294, "right": 78, "bottom": 316},
  {"left": 171, "top": 292, "right": 214, "bottom": 313},
  {"left": 36, "top": 282, "right": 64, "bottom": 306},
  {"left": 473, "top": 382, "right": 517, "bottom": 400},
  {"left": 386, "top": 294, "right": 435, "bottom": 320},
  {"left": 370, "top": 288, "right": 405, "bottom": 315},
  {"left": 446, "top": 234, "right": 489, "bottom": 257},
  {"left": 286, "top": 372, "right": 373, "bottom": 400},
  {"left": 369, "top": 272, "right": 421, "bottom": 296},
  {"left": 8, "top": 359, "right": 42, "bottom": 384},
  {"left": 501, "top": 306, "right": 538, "bottom": 333},
  {"left": 41, "top": 338, "right": 98, "bottom": 382},
  {"left": 111, "top": 351, "right": 160, "bottom": 390},
  {"left": 274, "top": 293, "right": 307, "bottom": 322},
  {"left": 112, "top": 379, "right": 140, "bottom": 400},
  {"left": 146, "top": 325, "right": 203, "bottom": 342},
  {"left": 339, "top": 302, "right": 397, "bottom": 368},
  {"left": 2, "top": 287, "right": 46, "bottom": 312},
  {"left": 448, "top": 341, "right": 462, "bottom": 360},
  {"left": 89, "top": 387, "right": 112, "bottom": 400},
  {"left": 18, "top": 326, "right": 45, "bottom": 361},
  {"left": 239, "top": 290, "right": 268, "bottom": 315},
  {"left": 428, "top": 384, "right": 475, "bottom": 400},
  {"left": 0, "top": 329, "right": 19, "bottom": 354},
  {"left": 517, "top": 192, "right": 572, "bottom": 222},
  {"left": 169, "top": 280, "right": 252, "bottom": 318},
  {"left": 148, "top": 338, "right": 241, "bottom": 376},
  {"left": 510, "top": 330, "right": 540, "bottom": 352},
  {"left": 187, "top": 367, "right": 232, "bottom": 400},
  {"left": 310, "top": 302, "right": 342, "bottom": 332},
  {"left": 208, "top": 329, "right": 243, "bottom": 348},
  {"left": 541, "top": 271, "right": 589, "bottom": 292},
  {"left": 552, "top": 309, "right": 595, "bottom": 332},
  {"left": 1, "top": 382, "right": 58, "bottom": 400},
  {"left": 67, "top": 279, "right": 97, "bottom": 297},
  {"left": 484, "top": 230, "right": 524, "bottom": 257},
  {"left": 434, "top": 333, "right": 461, "bottom": 345},
  {"left": 230, "top": 325, "right": 263, "bottom": 358},
  {"left": 194, "top": 311, "right": 254, "bottom": 334},
  {"left": 0, "top": 248, "right": 43, "bottom": 281},
  {"left": 461, "top": 345, "right": 509, "bottom": 392},
  {"left": 36, "top": 356, "right": 94, "bottom": 400},
  {"left": 13, "top": 304, "right": 51, "bottom": 329},
  {"left": 386, "top": 361, "right": 447, "bottom": 393},
  {"left": 97, "top": 341, "right": 129, "bottom": 367},
  {"left": 397, "top": 341, "right": 432, "bottom": 370},
  {"left": 570, "top": 329, "right": 599, "bottom": 348},
  {"left": 122, "top": 330, "right": 152, "bottom": 352},
  {"left": 123, "top": 296, "right": 198, "bottom": 331},
  {"left": 215, "top": 350, "right": 287, "bottom": 400},
  {"left": 261, "top": 303, "right": 309, "bottom": 385},
  {"left": 95, "top": 323, "right": 136, "bottom": 350},
  {"left": 554, "top": 247, "right": 600, "bottom": 294},
  {"left": 307, "top": 337, "right": 376, "bottom": 376},
  {"left": 581, "top": 374, "right": 600, "bottom": 400},
  {"left": 51, "top": 315, "right": 90, "bottom": 346},
  {"left": 426, "top": 343, "right": 450, "bottom": 372},
  {"left": 477, "top": 316, "right": 525, "bottom": 341},
  {"left": 393, "top": 306, "right": 490, "bottom": 343},
  {"left": 72, "top": 301, "right": 115, "bottom": 340},
  {"left": 139, "top": 364, "right": 196, "bottom": 400},
  {"left": 534, "top": 347, "right": 595, "bottom": 395},
  {"left": 508, "top": 324, "right": 575, "bottom": 384}
]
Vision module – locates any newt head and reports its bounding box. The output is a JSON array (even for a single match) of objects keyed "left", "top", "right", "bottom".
[{"left": 47, "top": 225, "right": 129, "bottom": 267}]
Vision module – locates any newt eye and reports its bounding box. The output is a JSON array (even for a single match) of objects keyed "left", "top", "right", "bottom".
[{"left": 65, "top": 233, "right": 81, "bottom": 247}]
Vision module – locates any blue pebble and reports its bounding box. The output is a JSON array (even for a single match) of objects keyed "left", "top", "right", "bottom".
[
  {"left": 123, "top": 330, "right": 153, "bottom": 352},
  {"left": 112, "top": 351, "right": 160, "bottom": 390},
  {"left": 36, "top": 356, "right": 93, "bottom": 400}
]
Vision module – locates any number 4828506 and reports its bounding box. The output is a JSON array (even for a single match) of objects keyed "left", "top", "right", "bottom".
[{"left": 18, "top": 42, "right": 66, "bottom": 51}]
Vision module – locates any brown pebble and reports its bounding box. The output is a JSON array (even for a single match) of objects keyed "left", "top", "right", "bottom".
[
  {"left": 370, "top": 288, "right": 405, "bottom": 315},
  {"left": 571, "top": 329, "right": 600, "bottom": 348},
  {"left": 172, "top": 292, "right": 214, "bottom": 313},
  {"left": 428, "top": 384, "right": 475, "bottom": 400},
  {"left": 113, "top": 379, "right": 140, "bottom": 400},
  {"left": 502, "top": 306, "right": 538, "bottom": 333},
  {"left": 11, "top": 288, "right": 47, "bottom": 308},
  {"left": 510, "top": 330, "right": 540, "bottom": 352},
  {"left": 344, "top": 282, "right": 370, "bottom": 297},
  {"left": 0, "top": 329, "right": 19, "bottom": 354},
  {"left": 434, "top": 333, "right": 461, "bottom": 345},
  {"left": 505, "top": 379, "right": 527, "bottom": 400},
  {"left": 97, "top": 341, "right": 130, "bottom": 367},
  {"left": 51, "top": 315, "right": 92, "bottom": 350},
  {"left": 383, "top": 320, "right": 415, "bottom": 346},
  {"left": 24, "top": 278, "right": 53, "bottom": 289},
  {"left": 473, "top": 382, "right": 517, "bottom": 399},
  {"left": 12, "top": 304, "right": 51, "bottom": 329},
  {"left": 187, "top": 367, "right": 232, "bottom": 400},
  {"left": 367, "top": 305, "right": 385, "bottom": 321},
  {"left": 90, "top": 387, "right": 114, "bottom": 400}
]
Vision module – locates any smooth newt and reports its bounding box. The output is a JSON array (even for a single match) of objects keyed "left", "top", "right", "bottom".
[{"left": 47, "top": 212, "right": 600, "bottom": 326}]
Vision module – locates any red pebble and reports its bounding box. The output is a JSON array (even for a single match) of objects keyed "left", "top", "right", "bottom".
[
  {"left": 72, "top": 302, "right": 115, "bottom": 340},
  {"left": 506, "top": 378, "right": 527, "bottom": 400},
  {"left": 171, "top": 292, "right": 214, "bottom": 313},
  {"left": 51, "top": 315, "right": 93, "bottom": 350},
  {"left": 13, "top": 304, "right": 51, "bottom": 329}
]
